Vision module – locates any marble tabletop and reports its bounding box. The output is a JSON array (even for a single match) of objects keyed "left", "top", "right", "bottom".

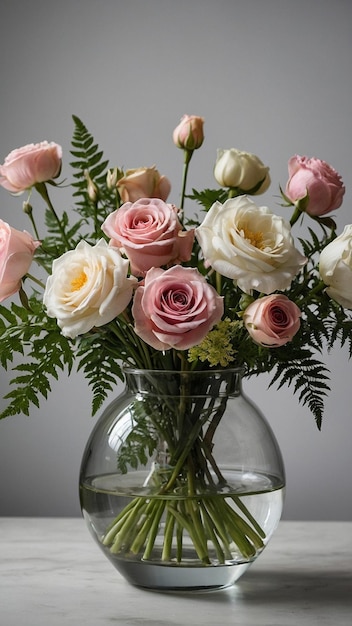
[{"left": 0, "top": 517, "right": 351, "bottom": 626}]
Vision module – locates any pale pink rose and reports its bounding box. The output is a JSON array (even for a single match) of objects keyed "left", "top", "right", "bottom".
[
  {"left": 0, "top": 141, "right": 62, "bottom": 194},
  {"left": 284, "top": 155, "right": 345, "bottom": 216},
  {"left": 102, "top": 198, "right": 194, "bottom": 276},
  {"left": 173, "top": 115, "right": 205, "bottom": 151},
  {"left": 132, "top": 265, "right": 224, "bottom": 351},
  {"left": 0, "top": 219, "right": 40, "bottom": 301},
  {"left": 243, "top": 294, "right": 301, "bottom": 347},
  {"left": 117, "top": 166, "right": 171, "bottom": 203}
]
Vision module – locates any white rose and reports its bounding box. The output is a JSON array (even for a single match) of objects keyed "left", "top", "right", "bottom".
[
  {"left": 214, "top": 148, "right": 271, "bottom": 194},
  {"left": 196, "top": 196, "right": 307, "bottom": 295},
  {"left": 319, "top": 225, "right": 352, "bottom": 309},
  {"left": 43, "top": 239, "right": 137, "bottom": 338}
]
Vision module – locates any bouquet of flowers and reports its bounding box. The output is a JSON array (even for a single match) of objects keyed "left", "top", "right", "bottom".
[
  {"left": 0, "top": 114, "right": 349, "bottom": 427},
  {"left": 0, "top": 114, "right": 350, "bottom": 568}
]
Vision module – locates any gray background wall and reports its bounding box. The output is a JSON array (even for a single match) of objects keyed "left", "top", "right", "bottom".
[{"left": 0, "top": 0, "right": 351, "bottom": 520}]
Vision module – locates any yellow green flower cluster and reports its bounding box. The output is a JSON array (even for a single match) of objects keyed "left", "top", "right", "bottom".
[{"left": 188, "top": 319, "right": 240, "bottom": 367}]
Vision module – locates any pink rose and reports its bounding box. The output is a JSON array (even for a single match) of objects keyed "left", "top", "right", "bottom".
[
  {"left": 0, "top": 141, "right": 62, "bottom": 194},
  {"left": 173, "top": 115, "right": 205, "bottom": 151},
  {"left": 243, "top": 294, "right": 301, "bottom": 347},
  {"left": 117, "top": 166, "right": 171, "bottom": 203},
  {"left": 102, "top": 198, "right": 194, "bottom": 276},
  {"left": 284, "top": 155, "right": 345, "bottom": 216},
  {"left": 0, "top": 219, "right": 40, "bottom": 301},
  {"left": 132, "top": 265, "right": 224, "bottom": 351}
]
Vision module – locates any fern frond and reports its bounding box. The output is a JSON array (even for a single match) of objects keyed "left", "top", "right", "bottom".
[
  {"left": 0, "top": 301, "right": 75, "bottom": 420},
  {"left": 76, "top": 334, "right": 124, "bottom": 415},
  {"left": 268, "top": 354, "right": 330, "bottom": 429},
  {"left": 187, "top": 188, "right": 229, "bottom": 211}
]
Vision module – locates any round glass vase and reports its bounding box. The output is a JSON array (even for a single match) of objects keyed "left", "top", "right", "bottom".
[{"left": 79, "top": 368, "right": 285, "bottom": 592}]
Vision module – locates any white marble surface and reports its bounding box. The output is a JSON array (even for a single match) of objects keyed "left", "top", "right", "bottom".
[{"left": 0, "top": 518, "right": 351, "bottom": 626}]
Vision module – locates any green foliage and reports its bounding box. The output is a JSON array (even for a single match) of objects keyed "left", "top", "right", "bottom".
[
  {"left": 188, "top": 188, "right": 228, "bottom": 211},
  {"left": 0, "top": 115, "right": 350, "bottom": 431},
  {"left": 270, "top": 353, "right": 330, "bottom": 431},
  {"left": 116, "top": 403, "right": 160, "bottom": 473},
  {"left": 0, "top": 299, "right": 74, "bottom": 419},
  {"left": 76, "top": 333, "right": 124, "bottom": 416},
  {"left": 70, "top": 115, "right": 118, "bottom": 240}
]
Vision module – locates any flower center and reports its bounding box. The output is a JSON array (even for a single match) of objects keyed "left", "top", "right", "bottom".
[
  {"left": 241, "top": 226, "right": 264, "bottom": 249},
  {"left": 71, "top": 270, "right": 88, "bottom": 291}
]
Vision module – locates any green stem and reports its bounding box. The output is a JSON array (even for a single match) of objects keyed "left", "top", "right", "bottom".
[
  {"left": 290, "top": 205, "right": 303, "bottom": 227},
  {"left": 142, "top": 500, "right": 167, "bottom": 560},
  {"left": 231, "top": 495, "right": 266, "bottom": 539},
  {"left": 176, "top": 520, "right": 183, "bottom": 562},
  {"left": 35, "top": 182, "right": 70, "bottom": 248},
  {"left": 168, "top": 504, "right": 209, "bottom": 563},
  {"left": 199, "top": 501, "right": 227, "bottom": 563},
  {"left": 26, "top": 273, "right": 46, "bottom": 290},
  {"left": 179, "top": 149, "right": 193, "bottom": 212},
  {"left": 25, "top": 205, "right": 41, "bottom": 241},
  {"left": 298, "top": 279, "right": 326, "bottom": 307},
  {"left": 161, "top": 509, "right": 176, "bottom": 561}
]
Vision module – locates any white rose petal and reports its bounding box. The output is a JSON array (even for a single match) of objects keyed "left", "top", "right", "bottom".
[
  {"left": 319, "top": 225, "right": 352, "bottom": 309},
  {"left": 43, "top": 239, "right": 137, "bottom": 338},
  {"left": 196, "top": 196, "right": 307, "bottom": 295}
]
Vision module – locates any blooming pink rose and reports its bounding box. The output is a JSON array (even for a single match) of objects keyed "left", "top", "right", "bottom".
[
  {"left": 132, "top": 265, "right": 224, "bottom": 351},
  {"left": 173, "top": 115, "right": 205, "bottom": 151},
  {"left": 284, "top": 155, "right": 345, "bottom": 216},
  {"left": 117, "top": 166, "right": 171, "bottom": 203},
  {"left": 0, "top": 219, "right": 40, "bottom": 301},
  {"left": 0, "top": 141, "right": 62, "bottom": 194},
  {"left": 102, "top": 198, "right": 194, "bottom": 276},
  {"left": 243, "top": 294, "right": 301, "bottom": 347}
]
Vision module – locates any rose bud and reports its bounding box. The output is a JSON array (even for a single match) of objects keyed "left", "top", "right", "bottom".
[
  {"left": 284, "top": 155, "right": 345, "bottom": 216},
  {"left": 173, "top": 115, "right": 205, "bottom": 151},
  {"left": 214, "top": 148, "right": 270, "bottom": 194},
  {"left": 117, "top": 166, "right": 171, "bottom": 203}
]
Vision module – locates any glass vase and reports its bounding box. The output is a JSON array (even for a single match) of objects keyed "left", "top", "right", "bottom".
[{"left": 79, "top": 368, "right": 285, "bottom": 591}]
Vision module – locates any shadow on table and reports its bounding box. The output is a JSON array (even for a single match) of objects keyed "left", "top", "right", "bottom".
[
  {"left": 148, "top": 568, "right": 352, "bottom": 608},
  {"left": 236, "top": 568, "right": 352, "bottom": 606}
]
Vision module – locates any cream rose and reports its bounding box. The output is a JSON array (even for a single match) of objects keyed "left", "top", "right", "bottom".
[
  {"left": 196, "top": 196, "right": 307, "bottom": 295},
  {"left": 0, "top": 141, "right": 62, "bottom": 194},
  {"left": 43, "top": 239, "right": 137, "bottom": 338},
  {"left": 214, "top": 148, "right": 270, "bottom": 194},
  {"left": 243, "top": 294, "right": 301, "bottom": 347},
  {"left": 0, "top": 219, "right": 40, "bottom": 302},
  {"left": 319, "top": 225, "right": 352, "bottom": 309},
  {"left": 117, "top": 166, "right": 171, "bottom": 203}
]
